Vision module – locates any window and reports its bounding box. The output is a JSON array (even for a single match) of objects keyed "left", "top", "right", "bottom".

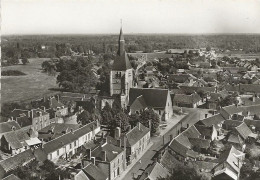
[
  {"left": 70, "top": 143, "right": 72, "bottom": 149},
  {"left": 57, "top": 150, "right": 59, "bottom": 156},
  {"left": 159, "top": 110, "right": 161, "bottom": 115},
  {"left": 74, "top": 141, "right": 77, "bottom": 146},
  {"left": 118, "top": 158, "right": 120, "bottom": 164},
  {"left": 122, "top": 154, "right": 124, "bottom": 160},
  {"left": 113, "top": 162, "right": 115, "bottom": 168}
]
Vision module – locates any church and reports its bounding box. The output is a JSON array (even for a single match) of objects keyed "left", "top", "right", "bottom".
[{"left": 110, "top": 26, "right": 134, "bottom": 108}]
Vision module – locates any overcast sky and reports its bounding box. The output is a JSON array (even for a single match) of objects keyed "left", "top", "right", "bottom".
[{"left": 2, "top": 0, "right": 260, "bottom": 35}]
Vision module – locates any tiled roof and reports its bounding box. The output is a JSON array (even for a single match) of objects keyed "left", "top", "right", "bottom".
[
  {"left": 39, "top": 123, "right": 80, "bottom": 134},
  {"left": 227, "top": 133, "right": 244, "bottom": 145},
  {"left": 169, "top": 139, "right": 198, "bottom": 158},
  {"left": 3, "top": 129, "right": 30, "bottom": 149},
  {"left": 125, "top": 123, "right": 150, "bottom": 147},
  {"left": 130, "top": 95, "right": 147, "bottom": 111},
  {"left": 2, "top": 174, "right": 21, "bottom": 180},
  {"left": 188, "top": 138, "right": 211, "bottom": 149},
  {"left": 167, "top": 74, "right": 194, "bottom": 83},
  {"left": 0, "top": 149, "right": 35, "bottom": 174},
  {"left": 160, "top": 150, "right": 184, "bottom": 171},
  {"left": 244, "top": 119, "right": 260, "bottom": 129},
  {"left": 194, "top": 125, "right": 213, "bottom": 138},
  {"left": 223, "top": 120, "right": 243, "bottom": 129},
  {"left": 235, "top": 122, "right": 253, "bottom": 140},
  {"left": 148, "top": 162, "right": 170, "bottom": 180},
  {"left": 182, "top": 125, "right": 201, "bottom": 138},
  {"left": 82, "top": 163, "right": 108, "bottom": 180},
  {"left": 178, "top": 86, "right": 216, "bottom": 94},
  {"left": 197, "top": 114, "right": 225, "bottom": 127},
  {"left": 91, "top": 142, "right": 123, "bottom": 162},
  {"left": 0, "top": 121, "right": 21, "bottom": 134},
  {"left": 129, "top": 88, "right": 169, "bottom": 108},
  {"left": 173, "top": 93, "right": 201, "bottom": 104},
  {"left": 221, "top": 105, "right": 243, "bottom": 116},
  {"left": 112, "top": 52, "right": 132, "bottom": 71},
  {"left": 43, "top": 122, "right": 97, "bottom": 154}
]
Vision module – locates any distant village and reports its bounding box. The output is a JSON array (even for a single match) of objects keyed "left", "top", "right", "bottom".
[{"left": 1, "top": 27, "right": 260, "bottom": 180}]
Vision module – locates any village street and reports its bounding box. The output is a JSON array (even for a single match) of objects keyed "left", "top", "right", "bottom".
[{"left": 120, "top": 108, "right": 211, "bottom": 180}]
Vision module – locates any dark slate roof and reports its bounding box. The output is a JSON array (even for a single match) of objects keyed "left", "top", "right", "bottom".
[
  {"left": 197, "top": 114, "right": 225, "bottom": 127},
  {"left": 124, "top": 123, "right": 150, "bottom": 147},
  {"left": 227, "top": 133, "right": 244, "bottom": 144},
  {"left": 129, "top": 88, "right": 169, "bottom": 108},
  {"left": 160, "top": 150, "right": 184, "bottom": 171},
  {"left": 223, "top": 120, "right": 243, "bottom": 129},
  {"left": 0, "top": 149, "right": 35, "bottom": 174},
  {"left": 0, "top": 121, "right": 21, "bottom": 134},
  {"left": 112, "top": 52, "right": 132, "bottom": 71},
  {"left": 194, "top": 125, "right": 213, "bottom": 138},
  {"left": 2, "top": 174, "right": 21, "bottom": 180},
  {"left": 91, "top": 142, "right": 124, "bottom": 162},
  {"left": 189, "top": 138, "right": 211, "bottom": 149},
  {"left": 242, "top": 104, "right": 260, "bottom": 115},
  {"left": 182, "top": 125, "right": 201, "bottom": 138},
  {"left": 244, "top": 119, "right": 260, "bottom": 129},
  {"left": 169, "top": 139, "right": 199, "bottom": 158},
  {"left": 130, "top": 95, "right": 147, "bottom": 111},
  {"left": 147, "top": 162, "right": 170, "bottom": 180},
  {"left": 82, "top": 163, "right": 108, "bottom": 180}
]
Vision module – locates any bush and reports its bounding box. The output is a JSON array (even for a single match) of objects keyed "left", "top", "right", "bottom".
[{"left": 1, "top": 70, "right": 26, "bottom": 76}]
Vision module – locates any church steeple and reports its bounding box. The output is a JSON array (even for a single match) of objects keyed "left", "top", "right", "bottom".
[{"left": 118, "top": 20, "right": 125, "bottom": 56}]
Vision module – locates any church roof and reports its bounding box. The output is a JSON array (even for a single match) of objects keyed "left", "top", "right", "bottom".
[
  {"left": 119, "top": 28, "right": 124, "bottom": 41},
  {"left": 112, "top": 52, "right": 132, "bottom": 71}
]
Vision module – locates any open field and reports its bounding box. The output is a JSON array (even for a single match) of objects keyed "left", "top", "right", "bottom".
[{"left": 1, "top": 58, "right": 59, "bottom": 104}]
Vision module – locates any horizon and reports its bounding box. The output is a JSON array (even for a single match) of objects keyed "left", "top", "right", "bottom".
[{"left": 2, "top": 0, "right": 260, "bottom": 35}]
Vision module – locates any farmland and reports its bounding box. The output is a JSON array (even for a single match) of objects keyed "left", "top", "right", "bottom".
[{"left": 1, "top": 58, "right": 59, "bottom": 104}]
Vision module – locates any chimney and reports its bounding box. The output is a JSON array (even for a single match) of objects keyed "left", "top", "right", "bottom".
[
  {"left": 117, "top": 139, "right": 121, "bottom": 148},
  {"left": 148, "top": 120, "right": 152, "bottom": 130},
  {"left": 57, "top": 95, "right": 60, "bottom": 103},
  {"left": 101, "top": 150, "right": 107, "bottom": 161},
  {"left": 70, "top": 128, "right": 74, "bottom": 134},
  {"left": 138, "top": 122, "right": 141, "bottom": 130},
  {"left": 86, "top": 149, "right": 91, "bottom": 160},
  {"left": 41, "top": 106, "right": 46, "bottom": 112},
  {"left": 11, "top": 126, "right": 16, "bottom": 131},
  {"left": 91, "top": 157, "right": 96, "bottom": 165},
  {"left": 115, "top": 127, "right": 121, "bottom": 139},
  {"left": 252, "top": 95, "right": 256, "bottom": 102},
  {"left": 205, "top": 114, "right": 208, "bottom": 118},
  {"left": 28, "top": 110, "right": 31, "bottom": 118}
]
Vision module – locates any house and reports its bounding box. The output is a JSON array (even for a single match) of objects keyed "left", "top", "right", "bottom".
[
  {"left": 194, "top": 124, "right": 218, "bottom": 141},
  {"left": 207, "top": 91, "right": 229, "bottom": 110},
  {"left": 138, "top": 162, "right": 170, "bottom": 180},
  {"left": 43, "top": 121, "right": 100, "bottom": 161},
  {"left": 0, "top": 121, "right": 21, "bottom": 137},
  {"left": 196, "top": 114, "right": 225, "bottom": 128},
  {"left": 83, "top": 137, "right": 126, "bottom": 180},
  {"left": 38, "top": 123, "right": 81, "bottom": 142},
  {"left": 10, "top": 108, "right": 50, "bottom": 132},
  {"left": 167, "top": 49, "right": 185, "bottom": 54},
  {"left": 172, "top": 93, "right": 202, "bottom": 108},
  {"left": 222, "top": 120, "right": 243, "bottom": 131},
  {"left": 122, "top": 122, "right": 150, "bottom": 165},
  {"left": 128, "top": 88, "right": 173, "bottom": 121},
  {"left": 74, "top": 162, "right": 108, "bottom": 180},
  {"left": 212, "top": 146, "right": 245, "bottom": 180},
  {"left": 0, "top": 149, "right": 35, "bottom": 179},
  {"left": 0, "top": 128, "right": 41, "bottom": 155},
  {"left": 234, "top": 122, "right": 257, "bottom": 141},
  {"left": 219, "top": 105, "right": 243, "bottom": 120},
  {"left": 244, "top": 119, "right": 260, "bottom": 132},
  {"left": 39, "top": 96, "right": 68, "bottom": 118}
]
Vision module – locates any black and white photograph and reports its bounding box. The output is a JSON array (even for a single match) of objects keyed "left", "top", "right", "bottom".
[{"left": 1, "top": 0, "right": 260, "bottom": 179}]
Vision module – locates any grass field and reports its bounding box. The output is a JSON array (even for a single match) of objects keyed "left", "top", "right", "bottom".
[{"left": 1, "top": 58, "right": 59, "bottom": 104}]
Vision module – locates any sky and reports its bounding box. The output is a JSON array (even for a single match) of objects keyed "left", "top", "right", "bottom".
[{"left": 1, "top": 0, "right": 260, "bottom": 35}]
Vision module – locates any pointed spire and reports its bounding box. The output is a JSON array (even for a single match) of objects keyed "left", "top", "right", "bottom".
[{"left": 119, "top": 19, "right": 124, "bottom": 41}]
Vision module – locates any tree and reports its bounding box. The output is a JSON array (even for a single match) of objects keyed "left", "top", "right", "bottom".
[
  {"left": 77, "top": 110, "right": 93, "bottom": 125},
  {"left": 111, "top": 112, "right": 130, "bottom": 132},
  {"left": 56, "top": 56, "right": 97, "bottom": 93},
  {"left": 22, "top": 58, "right": 29, "bottom": 65},
  {"left": 158, "top": 166, "right": 202, "bottom": 180},
  {"left": 139, "top": 108, "right": 160, "bottom": 134}
]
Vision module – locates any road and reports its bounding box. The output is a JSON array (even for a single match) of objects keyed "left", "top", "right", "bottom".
[{"left": 122, "top": 108, "right": 209, "bottom": 179}]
